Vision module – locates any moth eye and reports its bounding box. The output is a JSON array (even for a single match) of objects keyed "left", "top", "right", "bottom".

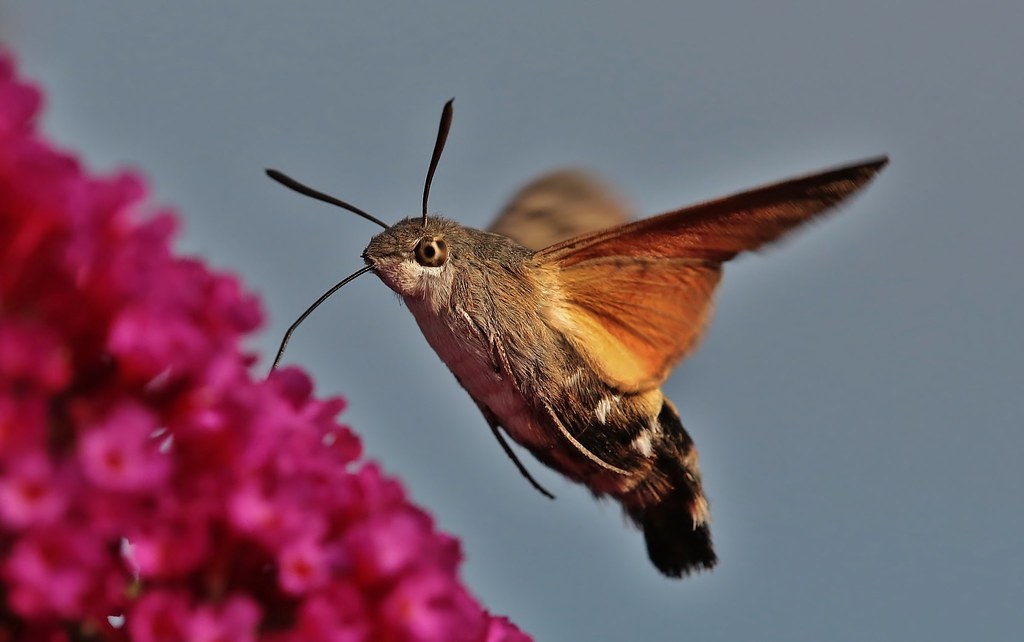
[{"left": 414, "top": 236, "right": 448, "bottom": 267}]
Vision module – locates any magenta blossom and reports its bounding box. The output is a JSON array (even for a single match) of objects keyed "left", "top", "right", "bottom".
[{"left": 0, "top": 52, "right": 530, "bottom": 641}]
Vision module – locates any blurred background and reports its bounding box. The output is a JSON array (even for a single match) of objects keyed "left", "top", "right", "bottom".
[{"left": 2, "top": 2, "right": 1021, "bottom": 640}]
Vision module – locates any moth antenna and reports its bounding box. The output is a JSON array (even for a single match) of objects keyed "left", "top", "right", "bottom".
[
  {"left": 271, "top": 265, "right": 375, "bottom": 370},
  {"left": 266, "top": 169, "right": 389, "bottom": 229},
  {"left": 421, "top": 98, "right": 454, "bottom": 226}
]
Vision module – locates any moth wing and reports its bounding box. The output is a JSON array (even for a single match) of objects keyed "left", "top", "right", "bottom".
[
  {"left": 538, "top": 157, "right": 888, "bottom": 266},
  {"left": 489, "top": 170, "right": 631, "bottom": 250},
  {"left": 547, "top": 258, "right": 721, "bottom": 392},
  {"left": 540, "top": 156, "right": 888, "bottom": 392}
]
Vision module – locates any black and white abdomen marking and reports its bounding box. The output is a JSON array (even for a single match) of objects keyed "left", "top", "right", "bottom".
[{"left": 620, "top": 400, "right": 717, "bottom": 577}]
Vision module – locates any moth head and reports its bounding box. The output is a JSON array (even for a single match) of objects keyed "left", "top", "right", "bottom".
[
  {"left": 264, "top": 99, "right": 458, "bottom": 369},
  {"left": 362, "top": 217, "right": 459, "bottom": 302}
]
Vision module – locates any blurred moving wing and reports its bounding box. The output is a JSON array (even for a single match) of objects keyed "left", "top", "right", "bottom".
[{"left": 489, "top": 170, "right": 632, "bottom": 250}]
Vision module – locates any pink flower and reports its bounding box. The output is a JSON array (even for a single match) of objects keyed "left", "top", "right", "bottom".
[
  {"left": 345, "top": 507, "right": 461, "bottom": 585},
  {"left": 278, "top": 535, "right": 336, "bottom": 595},
  {"left": 3, "top": 528, "right": 117, "bottom": 620},
  {"left": 483, "top": 617, "right": 533, "bottom": 642},
  {"left": 289, "top": 582, "right": 372, "bottom": 642},
  {"left": 0, "top": 322, "right": 70, "bottom": 454},
  {"left": 188, "top": 596, "right": 262, "bottom": 642},
  {"left": 128, "top": 591, "right": 190, "bottom": 642},
  {"left": 124, "top": 501, "right": 212, "bottom": 580},
  {"left": 0, "top": 453, "right": 67, "bottom": 527},
  {"left": 0, "top": 55, "right": 40, "bottom": 135},
  {"left": 379, "top": 570, "right": 487, "bottom": 642},
  {"left": 78, "top": 403, "right": 171, "bottom": 491},
  {"left": 0, "top": 49, "right": 530, "bottom": 641}
]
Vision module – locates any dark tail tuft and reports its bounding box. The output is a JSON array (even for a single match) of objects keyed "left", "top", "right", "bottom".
[
  {"left": 639, "top": 474, "right": 718, "bottom": 577},
  {"left": 626, "top": 401, "right": 718, "bottom": 577}
]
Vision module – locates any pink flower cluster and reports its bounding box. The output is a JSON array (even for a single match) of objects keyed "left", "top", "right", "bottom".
[{"left": 0, "top": 53, "right": 529, "bottom": 642}]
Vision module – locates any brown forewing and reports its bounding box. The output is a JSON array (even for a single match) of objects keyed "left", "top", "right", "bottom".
[
  {"left": 538, "top": 156, "right": 888, "bottom": 392},
  {"left": 537, "top": 156, "right": 889, "bottom": 266}
]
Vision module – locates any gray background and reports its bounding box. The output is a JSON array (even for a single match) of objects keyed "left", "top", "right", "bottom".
[{"left": 3, "top": 2, "right": 1021, "bottom": 640}]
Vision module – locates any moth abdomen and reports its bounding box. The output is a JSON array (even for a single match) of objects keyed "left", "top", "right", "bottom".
[{"left": 621, "top": 400, "right": 717, "bottom": 577}]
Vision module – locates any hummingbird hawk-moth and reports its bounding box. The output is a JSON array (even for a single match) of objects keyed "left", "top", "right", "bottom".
[{"left": 268, "top": 100, "right": 887, "bottom": 578}]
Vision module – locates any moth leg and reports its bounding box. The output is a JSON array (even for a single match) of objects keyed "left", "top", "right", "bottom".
[
  {"left": 476, "top": 317, "right": 627, "bottom": 477},
  {"left": 476, "top": 403, "right": 555, "bottom": 500},
  {"left": 454, "top": 306, "right": 555, "bottom": 498}
]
